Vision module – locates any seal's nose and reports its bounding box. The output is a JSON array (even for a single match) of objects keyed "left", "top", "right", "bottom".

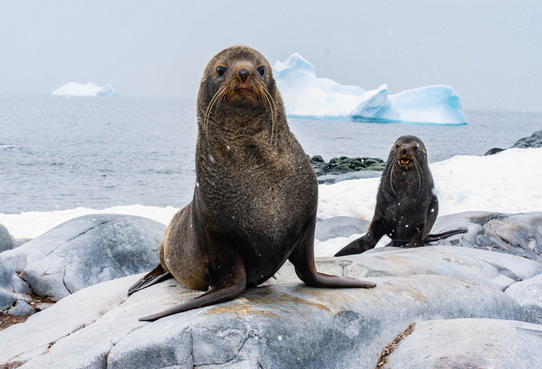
[
  {"left": 402, "top": 147, "right": 407, "bottom": 154},
  {"left": 237, "top": 67, "right": 250, "bottom": 83}
]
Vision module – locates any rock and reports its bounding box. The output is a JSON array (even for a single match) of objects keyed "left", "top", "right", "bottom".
[
  {"left": 484, "top": 147, "right": 505, "bottom": 156},
  {"left": 485, "top": 130, "right": 542, "bottom": 155},
  {"left": 378, "top": 318, "right": 542, "bottom": 369},
  {"left": 310, "top": 155, "right": 385, "bottom": 177},
  {"left": 0, "top": 272, "right": 523, "bottom": 369},
  {"left": 505, "top": 273, "right": 542, "bottom": 325},
  {"left": 12, "top": 238, "right": 32, "bottom": 248},
  {"left": 0, "top": 223, "right": 14, "bottom": 253},
  {"left": 0, "top": 288, "right": 16, "bottom": 311},
  {"left": 511, "top": 130, "right": 542, "bottom": 149},
  {"left": 315, "top": 216, "right": 370, "bottom": 241},
  {"left": 430, "top": 211, "right": 542, "bottom": 262},
  {"left": 298, "top": 246, "right": 542, "bottom": 292},
  {"left": 8, "top": 301, "right": 36, "bottom": 317},
  {"left": 0, "top": 214, "right": 166, "bottom": 308}
]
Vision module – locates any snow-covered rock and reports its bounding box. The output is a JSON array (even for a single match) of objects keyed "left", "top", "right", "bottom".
[
  {"left": 274, "top": 53, "right": 467, "bottom": 125},
  {"left": 52, "top": 82, "right": 118, "bottom": 97}
]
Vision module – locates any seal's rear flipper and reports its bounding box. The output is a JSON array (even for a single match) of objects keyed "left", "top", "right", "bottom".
[
  {"left": 139, "top": 258, "right": 247, "bottom": 322},
  {"left": 128, "top": 264, "right": 173, "bottom": 296},
  {"left": 424, "top": 228, "right": 468, "bottom": 243}
]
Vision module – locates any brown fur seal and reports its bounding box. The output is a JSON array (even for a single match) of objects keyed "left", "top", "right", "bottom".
[
  {"left": 335, "top": 135, "right": 466, "bottom": 256},
  {"left": 128, "top": 45, "right": 376, "bottom": 321}
]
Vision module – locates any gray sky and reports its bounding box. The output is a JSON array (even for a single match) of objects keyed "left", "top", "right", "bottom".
[{"left": 1, "top": 0, "right": 540, "bottom": 111}]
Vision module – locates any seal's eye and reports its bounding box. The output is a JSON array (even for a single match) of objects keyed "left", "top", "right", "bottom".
[
  {"left": 395, "top": 144, "right": 400, "bottom": 148},
  {"left": 413, "top": 145, "right": 419, "bottom": 152},
  {"left": 216, "top": 66, "right": 227, "bottom": 76},
  {"left": 257, "top": 66, "right": 266, "bottom": 76}
]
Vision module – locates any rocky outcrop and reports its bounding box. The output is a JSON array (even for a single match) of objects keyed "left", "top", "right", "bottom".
[
  {"left": 485, "top": 130, "right": 542, "bottom": 155},
  {"left": 309, "top": 155, "right": 386, "bottom": 177},
  {"left": 0, "top": 273, "right": 524, "bottom": 368},
  {"left": 430, "top": 211, "right": 542, "bottom": 262},
  {"left": 1, "top": 245, "right": 541, "bottom": 368},
  {"left": 0, "top": 214, "right": 165, "bottom": 317}
]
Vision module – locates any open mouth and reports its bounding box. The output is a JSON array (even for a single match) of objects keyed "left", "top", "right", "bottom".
[{"left": 399, "top": 158, "right": 411, "bottom": 165}]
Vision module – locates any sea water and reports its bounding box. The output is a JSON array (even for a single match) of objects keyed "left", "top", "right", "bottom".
[{"left": 1, "top": 92, "right": 541, "bottom": 214}]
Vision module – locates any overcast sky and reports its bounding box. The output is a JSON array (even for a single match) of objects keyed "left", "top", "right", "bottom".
[{"left": 1, "top": 0, "right": 540, "bottom": 111}]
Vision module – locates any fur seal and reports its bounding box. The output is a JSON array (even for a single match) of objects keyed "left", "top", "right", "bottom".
[
  {"left": 335, "top": 135, "right": 466, "bottom": 256},
  {"left": 129, "top": 45, "right": 376, "bottom": 321}
]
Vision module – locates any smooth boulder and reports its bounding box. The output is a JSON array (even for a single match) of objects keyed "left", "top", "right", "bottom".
[
  {"left": 315, "top": 216, "right": 369, "bottom": 241},
  {"left": 505, "top": 273, "right": 542, "bottom": 325},
  {"left": 0, "top": 214, "right": 165, "bottom": 311},
  {"left": 0, "top": 223, "right": 14, "bottom": 253},
  {"left": 378, "top": 318, "right": 542, "bottom": 369}
]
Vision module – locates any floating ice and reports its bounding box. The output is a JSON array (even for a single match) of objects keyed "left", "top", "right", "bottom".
[
  {"left": 52, "top": 82, "right": 118, "bottom": 97},
  {"left": 273, "top": 54, "right": 467, "bottom": 125}
]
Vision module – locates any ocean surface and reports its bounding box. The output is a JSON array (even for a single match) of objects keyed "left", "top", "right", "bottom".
[{"left": 1, "top": 92, "right": 541, "bottom": 214}]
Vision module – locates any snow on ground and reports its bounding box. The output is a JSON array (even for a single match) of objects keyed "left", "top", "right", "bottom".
[
  {"left": 1, "top": 148, "right": 541, "bottom": 254},
  {"left": 274, "top": 53, "right": 468, "bottom": 125},
  {"left": 52, "top": 82, "right": 118, "bottom": 97},
  {"left": 0, "top": 205, "right": 179, "bottom": 239}
]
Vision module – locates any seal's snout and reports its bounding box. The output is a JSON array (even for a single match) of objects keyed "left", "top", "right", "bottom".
[
  {"left": 237, "top": 67, "right": 251, "bottom": 83},
  {"left": 402, "top": 147, "right": 408, "bottom": 154}
]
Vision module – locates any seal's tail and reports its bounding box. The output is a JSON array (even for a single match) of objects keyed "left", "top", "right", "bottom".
[
  {"left": 424, "top": 228, "right": 468, "bottom": 243},
  {"left": 128, "top": 264, "right": 173, "bottom": 296}
]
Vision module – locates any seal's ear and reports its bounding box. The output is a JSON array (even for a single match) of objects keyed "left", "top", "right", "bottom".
[{"left": 200, "top": 77, "right": 206, "bottom": 85}]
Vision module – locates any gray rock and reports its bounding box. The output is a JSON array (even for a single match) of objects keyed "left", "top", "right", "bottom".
[
  {"left": 0, "top": 272, "right": 523, "bottom": 369},
  {"left": 310, "top": 246, "right": 542, "bottom": 292},
  {"left": 0, "top": 288, "right": 17, "bottom": 311},
  {"left": 505, "top": 273, "right": 542, "bottom": 324},
  {"left": 0, "top": 223, "right": 14, "bottom": 253},
  {"left": 0, "top": 214, "right": 166, "bottom": 305},
  {"left": 315, "top": 216, "right": 370, "bottom": 241},
  {"left": 430, "top": 211, "right": 542, "bottom": 262},
  {"left": 8, "top": 301, "right": 36, "bottom": 317},
  {"left": 484, "top": 147, "right": 505, "bottom": 156},
  {"left": 379, "top": 318, "right": 542, "bottom": 369},
  {"left": 12, "top": 238, "right": 32, "bottom": 248},
  {"left": 511, "top": 130, "right": 542, "bottom": 149}
]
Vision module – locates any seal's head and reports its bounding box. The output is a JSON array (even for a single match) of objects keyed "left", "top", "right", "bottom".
[
  {"left": 198, "top": 45, "right": 280, "bottom": 135},
  {"left": 390, "top": 135, "right": 427, "bottom": 170}
]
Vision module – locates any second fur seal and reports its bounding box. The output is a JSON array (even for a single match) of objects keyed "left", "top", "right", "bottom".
[
  {"left": 335, "top": 135, "right": 466, "bottom": 256},
  {"left": 129, "top": 45, "right": 376, "bottom": 321}
]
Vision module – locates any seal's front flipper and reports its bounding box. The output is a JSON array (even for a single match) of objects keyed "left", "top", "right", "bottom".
[
  {"left": 424, "top": 228, "right": 468, "bottom": 243},
  {"left": 289, "top": 217, "right": 376, "bottom": 289},
  {"left": 334, "top": 236, "right": 374, "bottom": 256},
  {"left": 128, "top": 264, "right": 173, "bottom": 296},
  {"left": 139, "top": 267, "right": 247, "bottom": 322},
  {"left": 334, "top": 215, "right": 386, "bottom": 256}
]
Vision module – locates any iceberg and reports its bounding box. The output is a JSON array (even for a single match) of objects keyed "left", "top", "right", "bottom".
[
  {"left": 273, "top": 54, "right": 467, "bottom": 125},
  {"left": 52, "top": 82, "right": 118, "bottom": 97}
]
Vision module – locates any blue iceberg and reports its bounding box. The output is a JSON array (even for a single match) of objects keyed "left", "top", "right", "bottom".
[
  {"left": 52, "top": 82, "right": 118, "bottom": 97},
  {"left": 273, "top": 54, "right": 468, "bottom": 125}
]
